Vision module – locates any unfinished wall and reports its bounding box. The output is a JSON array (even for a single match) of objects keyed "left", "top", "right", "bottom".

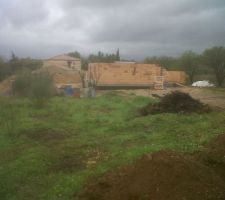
[
  {"left": 88, "top": 63, "right": 186, "bottom": 87},
  {"left": 88, "top": 63, "right": 163, "bottom": 86},
  {"left": 164, "top": 71, "right": 186, "bottom": 84}
]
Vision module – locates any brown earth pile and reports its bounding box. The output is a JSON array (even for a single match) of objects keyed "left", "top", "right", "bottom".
[
  {"left": 197, "top": 134, "right": 225, "bottom": 181},
  {"left": 139, "top": 91, "right": 210, "bottom": 115},
  {"left": 79, "top": 134, "right": 225, "bottom": 200}
]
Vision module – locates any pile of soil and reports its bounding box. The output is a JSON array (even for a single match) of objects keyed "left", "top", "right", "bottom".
[
  {"left": 139, "top": 91, "right": 210, "bottom": 115},
  {"left": 79, "top": 134, "right": 225, "bottom": 200},
  {"left": 197, "top": 134, "right": 225, "bottom": 181}
]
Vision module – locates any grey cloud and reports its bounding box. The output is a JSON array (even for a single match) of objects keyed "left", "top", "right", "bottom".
[
  {"left": 58, "top": 0, "right": 141, "bottom": 9},
  {"left": 0, "top": 0, "right": 225, "bottom": 59},
  {"left": 88, "top": 0, "right": 225, "bottom": 56},
  {"left": 0, "top": 0, "right": 49, "bottom": 27}
]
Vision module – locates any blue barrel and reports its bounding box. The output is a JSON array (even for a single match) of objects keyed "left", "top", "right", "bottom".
[{"left": 64, "top": 85, "right": 74, "bottom": 96}]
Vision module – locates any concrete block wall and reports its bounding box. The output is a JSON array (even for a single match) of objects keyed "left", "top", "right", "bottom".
[
  {"left": 164, "top": 71, "right": 186, "bottom": 84},
  {"left": 88, "top": 63, "right": 163, "bottom": 85}
]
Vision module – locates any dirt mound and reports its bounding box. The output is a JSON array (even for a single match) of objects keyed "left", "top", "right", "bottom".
[
  {"left": 197, "top": 134, "right": 225, "bottom": 181},
  {"left": 80, "top": 150, "right": 225, "bottom": 200},
  {"left": 139, "top": 91, "right": 210, "bottom": 115}
]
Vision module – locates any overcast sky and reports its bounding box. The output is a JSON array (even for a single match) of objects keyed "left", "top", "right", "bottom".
[{"left": 0, "top": 0, "right": 225, "bottom": 60}]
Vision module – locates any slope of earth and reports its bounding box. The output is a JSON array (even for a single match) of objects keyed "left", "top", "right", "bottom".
[{"left": 80, "top": 134, "right": 225, "bottom": 200}]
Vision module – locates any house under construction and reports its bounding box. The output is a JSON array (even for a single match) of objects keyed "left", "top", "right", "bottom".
[
  {"left": 43, "top": 54, "right": 82, "bottom": 96},
  {"left": 87, "top": 62, "right": 186, "bottom": 89}
]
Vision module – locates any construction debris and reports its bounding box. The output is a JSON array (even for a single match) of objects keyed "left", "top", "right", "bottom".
[{"left": 192, "top": 80, "right": 215, "bottom": 87}]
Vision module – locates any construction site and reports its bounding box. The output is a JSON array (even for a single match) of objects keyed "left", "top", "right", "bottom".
[
  {"left": 1, "top": 0, "right": 225, "bottom": 199},
  {"left": 1, "top": 55, "right": 225, "bottom": 200},
  {"left": 1, "top": 55, "right": 225, "bottom": 110},
  {"left": 0, "top": 57, "right": 187, "bottom": 97},
  {"left": 87, "top": 62, "right": 186, "bottom": 90}
]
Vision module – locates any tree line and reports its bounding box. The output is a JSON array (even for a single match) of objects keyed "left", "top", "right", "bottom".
[
  {"left": 0, "top": 53, "right": 43, "bottom": 82},
  {"left": 1, "top": 46, "right": 225, "bottom": 87},
  {"left": 68, "top": 49, "right": 121, "bottom": 70},
  {"left": 68, "top": 46, "right": 225, "bottom": 87},
  {"left": 144, "top": 46, "right": 225, "bottom": 87}
]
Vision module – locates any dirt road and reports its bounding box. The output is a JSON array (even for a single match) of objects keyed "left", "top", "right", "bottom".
[{"left": 97, "top": 87, "right": 225, "bottom": 109}]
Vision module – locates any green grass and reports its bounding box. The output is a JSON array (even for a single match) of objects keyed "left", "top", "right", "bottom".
[{"left": 0, "top": 92, "right": 225, "bottom": 200}]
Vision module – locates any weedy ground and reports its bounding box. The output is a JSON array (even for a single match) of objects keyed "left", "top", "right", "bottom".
[{"left": 0, "top": 91, "right": 225, "bottom": 200}]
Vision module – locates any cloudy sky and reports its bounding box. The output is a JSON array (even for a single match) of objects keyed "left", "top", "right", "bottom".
[{"left": 0, "top": 0, "right": 225, "bottom": 60}]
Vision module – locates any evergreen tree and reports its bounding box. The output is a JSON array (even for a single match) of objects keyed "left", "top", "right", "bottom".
[
  {"left": 203, "top": 46, "right": 225, "bottom": 87},
  {"left": 116, "top": 48, "right": 120, "bottom": 61}
]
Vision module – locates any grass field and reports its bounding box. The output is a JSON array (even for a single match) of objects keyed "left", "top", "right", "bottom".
[{"left": 1, "top": 92, "right": 225, "bottom": 200}]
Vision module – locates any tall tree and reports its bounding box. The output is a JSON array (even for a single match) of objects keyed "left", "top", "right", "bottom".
[
  {"left": 9, "top": 52, "right": 20, "bottom": 72},
  {"left": 203, "top": 46, "right": 225, "bottom": 87},
  {"left": 10, "top": 52, "right": 18, "bottom": 62},
  {"left": 116, "top": 48, "right": 120, "bottom": 61},
  {"left": 179, "top": 51, "right": 199, "bottom": 84}
]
